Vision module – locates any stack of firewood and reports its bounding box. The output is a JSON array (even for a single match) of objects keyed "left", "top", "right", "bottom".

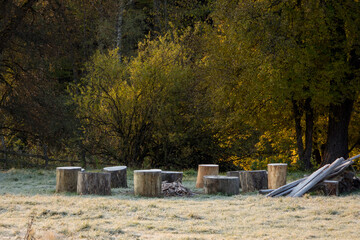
[
  {"left": 267, "top": 155, "right": 360, "bottom": 197},
  {"left": 162, "top": 180, "right": 194, "bottom": 197}
]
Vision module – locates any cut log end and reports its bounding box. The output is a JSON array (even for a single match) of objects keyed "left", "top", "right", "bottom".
[
  {"left": 196, "top": 164, "right": 219, "bottom": 188},
  {"left": 203, "top": 176, "right": 239, "bottom": 195},
  {"left": 103, "top": 166, "right": 127, "bottom": 188},
  {"left": 239, "top": 170, "right": 267, "bottom": 193},
  {"left": 77, "top": 172, "right": 111, "bottom": 195},
  {"left": 56, "top": 166, "right": 82, "bottom": 193},
  {"left": 134, "top": 169, "right": 162, "bottom": 197},
  {"left": 268, "top": 163, "right": 287, "bottom": 189}
]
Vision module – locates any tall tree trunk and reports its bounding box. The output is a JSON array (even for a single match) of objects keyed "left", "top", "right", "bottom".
[
  {"left": 303, "top": 98, "right": 314, "bottom": 169},
  {"left": 116, "top": 1, "right": 125, "bottom": 59},
  {"left": 292, "top": 98, "right": 314, "bottom": 170},
  {"left": 153, "top": 0, "right": 161, "bottom": 34},
  {"left": 292, "top": 99, "right": 304, "bottom": 163},
  {"left": 322, "top": 98, "right": 354, "bottom": 165}
]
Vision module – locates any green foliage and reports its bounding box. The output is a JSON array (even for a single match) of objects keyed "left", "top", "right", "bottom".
[
  {"left": 72, "top": 29, "right": 222, "bottom": 168},
  {"left": 203, "top": 0, "right": 360, "bottom": 169},
  {"left": 2, "top": 0, "right": 360, "bottom": 171}
]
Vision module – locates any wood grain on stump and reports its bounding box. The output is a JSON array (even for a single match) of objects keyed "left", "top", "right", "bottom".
[
  {"left": 77, "top": 172, "right": 111, "bottom": 195},
  {"left": 161, "top": 171, "right": 183, "bottom": 183},
  {"left": 239, "top": 170, "right": 268, "bottom": 192},
  {"left": 203, "top": 176, "right": 239, "bottom": 195},
  {"left": 56, "top": 167, "right": 82, "bottom": 193},
  {"left": 196, "top": 164, "right": 219, "bottom": 188},
  {"left": 268, "top": 163, "right": 287, "bottom": 189},
  {"left": 134, "top": 170, "right": 162, "bottom": 197},
  {"left": 226, "top": 171, "right": 244, "bottom": 188},
  {"left": 103, "top": 166, "right": 127, "bottom": 188}
]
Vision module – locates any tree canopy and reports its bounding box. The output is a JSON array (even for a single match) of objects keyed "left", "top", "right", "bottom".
[{"left": 1, "top": 0, "right": 359, "bottom": 170}]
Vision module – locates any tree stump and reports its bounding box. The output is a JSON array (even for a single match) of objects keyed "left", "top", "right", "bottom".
[
  {"left": 267, "top": 163, "right": 287, "bottom": 189},
  {"left": 134, "top": 169, "right": 162, "bottom": 197},
  {"left": 196, "top": 164, "right": 219, "bottom": 188},
  {"left": 56, "top": 167, "right": 82, "bottom": 193},
  {"left": 323, "top": 180, "right": 339, "bottom": 196},
  {"left": 226, "top": 171, "right": 244, "bottom": 188},
  {"left": 203, "top": 176, "right": 240, "bottom": 195},
  {"left": 77, "top": 172, "right": 111, "bottom": 195},
  {"left": 103, "top": 166, "right": 127, "bottom": 188},
  {"left": 239, "top": 170, "right": 268, "bottom": 192},
  {"left": 161, "top": 171, "right": 183, "bottom": 183}
]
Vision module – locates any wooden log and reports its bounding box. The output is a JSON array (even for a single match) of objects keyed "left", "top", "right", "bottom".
[
  {"left": 323, "top": 180, "right": 339, "bottom": 196},
  {"left": 161, "top": 171, "right": 183, "bottom": 183},
  {"left": 288, "top": 164, "right": 330, "bottom": 197},
  {"left": 290, "top": 158, "right": 344, "bottom": 197},
  {"left": 56, "top": 167, "right": 82, "bottom": 193},
  {"left": 267, "top": 163, "right": 287, "bottom": 189},
  {"left": 103, "top": 166, "right": 127, "bottom": 188},
  {"left": 259, "top": 189, "right": 274, "bottom": 195},
  {"left": 203, "top": 176, "right": 240, "bottom": 195},
  {"left": 239, "top": 170, "right": 268, "bottom": 193},
  {"left": 267, "top": 177, "right": 307, "bottom": 197},
  {"left": 134, "top": 169, "right": 162, "bottom": 197},
  {"left": 196, "top": 164, "right": 219, "bottom": 188},
  {"left": 327, "top": 160, "right": 353, "bottom": 179},
  {"left": 77, "top": 172, "right": 111, "bottom": 195},
  {"left": 226, "top": 171, "right": 244, "bottom": 188}
]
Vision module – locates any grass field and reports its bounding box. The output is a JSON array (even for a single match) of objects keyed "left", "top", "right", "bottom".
[{"left": 1, "top": 168, "right": 360, "bottom": 239}]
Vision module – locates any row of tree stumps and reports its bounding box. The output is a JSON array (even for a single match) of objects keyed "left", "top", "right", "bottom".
[
  {"left": 196, "top": 163, "right": 288, "bottom": 196},
  {"left": 55, "top": 163, "right": 288, "bottom": 197},
  {"left": 55, "top": 166, "right": 183, "bottom": 197}
]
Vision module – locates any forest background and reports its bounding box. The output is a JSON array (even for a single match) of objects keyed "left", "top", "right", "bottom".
[{"left": 1, "top": 0, "right": 360, "bottom": 171}]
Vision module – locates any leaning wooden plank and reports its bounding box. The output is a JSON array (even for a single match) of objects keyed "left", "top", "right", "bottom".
[
  {"left": 288, "top": 164, "right": 330, "bottom": 197},
  {"left": 326, "top": 160, "right": 354, "bottom": 179},
  {"left": 291, "top": 158, "right": 344, "bottom": 197},
  {"left": 349, "top": 153, "right": 360, "bottom": 161},
  {"left": 292, "top": 158, "right": 344, "bottom": 197},
  {"left": 267, "top": 177, "right": 306, "bottom": 197},
  {"left": 259, "top": 189, "right": 274, "bottom": 195},
  {"left": 328, "top": 153, "right": 360, "bottom": 177},
  {"left": 273, "top": 187, "right": 295, "bottom": 197},
  {"left": 267, "top": 178, "right": 305, "bottom": 197},
  {"left": 327, "top": 154, "right": 360, "bottom": 178}
]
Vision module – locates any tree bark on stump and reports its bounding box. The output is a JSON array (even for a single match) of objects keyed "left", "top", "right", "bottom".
[
  {"left": 161, "top": 171, "right": 183, "bottom": 183},
  {"left": 103, "top": 166, "right": 127, "bottom": 188},
  {"left": 226, "top": 171, "right": 244, "bottom": 188},
  {"left": 77, "top": 172, "right": 111, "bottom": 195},
  {"left": 134, "top": 170, "right": 162, "bottom": 197},
  {"left": 239, "top": 170, "right": 268, "bottom": 192},
  {"left": 196, "top": 164, "right": 219, "bottom": 188},
  {"left": 56, "top": 167, "right": 82, "bottom": 193},
  {"left": 268, "top": 163, "right": 287, "bottom": 189},
  {"left": 203, "top": 176, "right": 239, "bottom": 195},
  {"left": 323, "top": 180, "right": 339, "bottom": 196}
]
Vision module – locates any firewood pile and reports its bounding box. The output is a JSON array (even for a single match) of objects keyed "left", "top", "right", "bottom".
[
  {"left": 267, "top": 155, "right": 360, "bottom": 197},
  {"left": 162, "top": 180, "right": 194, "bottom": 197}
]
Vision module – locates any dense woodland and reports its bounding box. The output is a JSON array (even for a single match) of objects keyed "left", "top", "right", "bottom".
[{"left": 0, "top": 0, "right": 359, "bottom": 171}]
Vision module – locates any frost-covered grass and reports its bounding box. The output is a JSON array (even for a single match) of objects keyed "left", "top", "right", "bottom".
[{"left": 1, "top": 168, "right": 360, "bottom": 239}]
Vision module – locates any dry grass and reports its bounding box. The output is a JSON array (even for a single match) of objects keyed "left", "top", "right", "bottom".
[{"left": 1, "top": 169, "right": 360, "bottom": 239}]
